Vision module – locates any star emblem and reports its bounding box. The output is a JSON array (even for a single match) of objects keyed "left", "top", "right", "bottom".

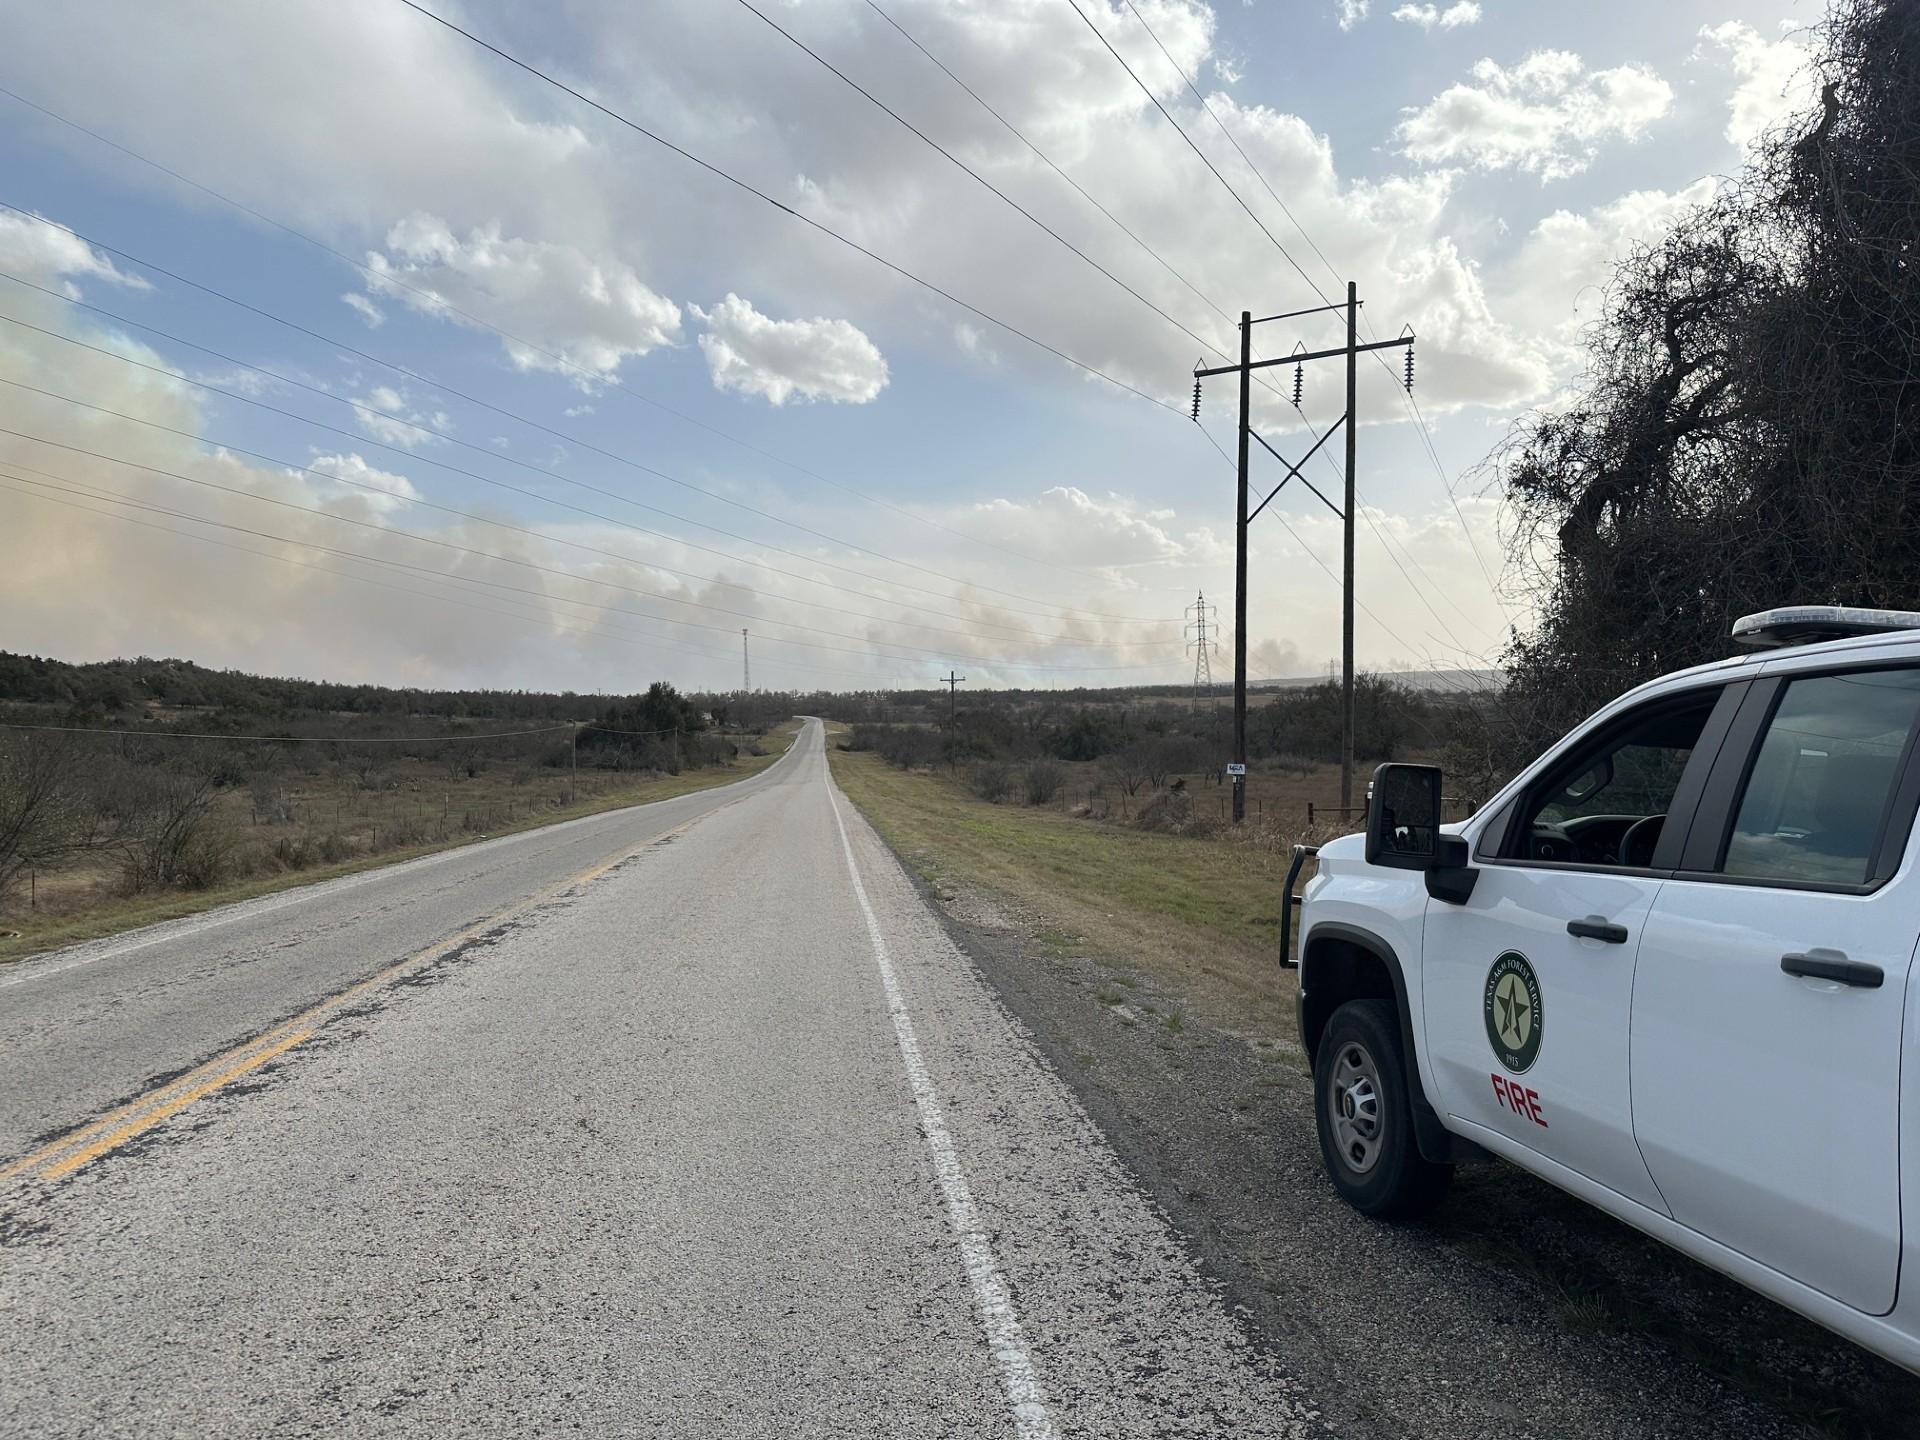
[{"left": 1495, "top": 975, "right": 1531, "bottom": 1048}]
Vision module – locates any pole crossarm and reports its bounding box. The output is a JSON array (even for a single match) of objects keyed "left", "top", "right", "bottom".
[
  {"left": 1194, "top": 333, "right": 1412, "bottom": 378},
  {"left": 1246, "top": 301, "right": 1359, "bottom": 326},
  {"left": 1248, "top": 418, "right": 1346, "bottom": 524}
]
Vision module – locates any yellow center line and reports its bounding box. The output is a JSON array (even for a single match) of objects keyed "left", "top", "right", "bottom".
[
  {"left": 3, "top": 806, "right": 720, "bottom": 1188},
  {"left": 39, "top": 1029, "right": 315, "bottom": 1182}
]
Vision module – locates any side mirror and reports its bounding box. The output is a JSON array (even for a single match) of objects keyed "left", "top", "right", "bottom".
[{"left": 1366, "top": 763, "right": 1442, "bottom": 869}]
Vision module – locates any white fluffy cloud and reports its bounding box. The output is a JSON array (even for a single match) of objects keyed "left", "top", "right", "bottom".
[
  {"left": 0, "top": 0, "right": 1676, "bottom": 430},
  {"left": 0, "top": 212, "right": 148, "bottom": 298},
  {"left": 340, "top": 291, "right": 385, "bottom": 328},
  {"left": 1496, "top": 180, "right": 1717, "bottom": 358},
  {"left": 364, "top": 215, "right": 682, "bottom": 384},
  {"left": 348, "top": 385, "right": 452, "bottom": 450},
  {"left": 1392, "top": 3, "right": 1481, "bottom": 30},
  {"left": 1338, "top": 1, "right": 1370, "bottom": 31},
  {"left": 963, "top": 486, "right": 1222, "bottom": 576},
  {"left": 692, "top": 294, "right": 888, "bottom": 406},
  {"left": 305, "top": 452, "right": 422, "bottom": 515},
  {"left": 0, "top": 0, "right": 1767, "bottom": 685},
  {"left": 1696, "top": 21, "right": 1814, "bottom": 154},
  {"left": 1397, "top": 50, "right": 1674, "bottom": 181}
]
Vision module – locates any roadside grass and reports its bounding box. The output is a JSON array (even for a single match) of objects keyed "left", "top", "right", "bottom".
[
  {"left": 826, "top": 740, "right": 1298, "bottom": 1039},
  {"left": 828, "top": 731, "right": 1920, "bottom": 1440},
  {"left": 0, "top": 720, "right": 801, "bottom": 964}
]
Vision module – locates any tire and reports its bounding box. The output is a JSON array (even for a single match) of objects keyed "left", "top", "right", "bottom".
[{"left": 1313, "top": 998, "right": 1452, "bottom": 1219}]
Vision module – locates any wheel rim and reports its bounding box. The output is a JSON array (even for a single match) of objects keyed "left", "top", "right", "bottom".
[{"left": 1328, "top": 1040, "right": 1385, "bottom": 1176}]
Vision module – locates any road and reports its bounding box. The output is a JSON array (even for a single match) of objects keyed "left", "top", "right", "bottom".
[{"left": 0, "top": 719, "right": 1317, "bottom": 1438}]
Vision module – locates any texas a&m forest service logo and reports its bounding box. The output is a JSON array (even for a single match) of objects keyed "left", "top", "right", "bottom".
[{"left": 1484, "top": 951, "right": 1543, "bottom": 1074}]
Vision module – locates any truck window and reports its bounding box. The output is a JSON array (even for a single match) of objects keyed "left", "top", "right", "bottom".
[
  {"left": 1722, "top": 670, "right": 1920, "bottom": 886},
  {"left": 1509, "top": 691, "right": 1721, "bottom": 868}
]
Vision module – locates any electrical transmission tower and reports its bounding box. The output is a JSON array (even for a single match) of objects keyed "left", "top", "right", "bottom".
[
  {"left": 1184, "top": 591, "right": 1218, "bottom": 714},
  {"left": 1190, "top": 285, "right": 1418, "bottom": 819},
  {"left": 741, "top": 628, "right": 750, "bottom": 693}
]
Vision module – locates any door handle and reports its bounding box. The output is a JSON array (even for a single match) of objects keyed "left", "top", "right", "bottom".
[
  {"left": 1566, "top": 915, "right": 1629, "bottom": 943},
  {"left": 1781, "top": 949, "right": 1884, "bottom": 989}
]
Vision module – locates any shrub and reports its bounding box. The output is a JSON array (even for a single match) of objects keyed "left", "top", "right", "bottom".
[
  {"left": 1134, "top": 789, "right": 1196, "bottom": 834},
  {"left": 1023, "top": 758, "right": 1065, "bottom": 805},
  {"left": 249, "top": 775, "right": 294, "bottom": 825},
  {"left": 120, "top": 769, "right": 229, "bottom": 892},
  {"left": 969, "top": 761, "right": 1013, "bottom": 802}
]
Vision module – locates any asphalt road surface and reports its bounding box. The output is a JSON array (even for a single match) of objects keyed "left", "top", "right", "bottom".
[{"left": 0, "top": 720, "right": 1318, "bottom": 1438}]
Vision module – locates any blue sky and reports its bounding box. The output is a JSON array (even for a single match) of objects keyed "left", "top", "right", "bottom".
[{"left": 0, "top": 0, "right": 1815, "bottom": 693}]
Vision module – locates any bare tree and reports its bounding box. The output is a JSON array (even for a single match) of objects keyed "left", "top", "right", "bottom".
[
  {"left": 0, "top": 736, "right": 89, "bottom": 908},
  {"left": 1498, "top": 0, "right": 1920, "bottom": 746}
]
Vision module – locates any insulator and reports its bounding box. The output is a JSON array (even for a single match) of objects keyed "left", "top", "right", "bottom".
[
  {"left": 1404, "top": 346, "right": 1415, "bottom": 393},
  {"left": 1191, "top": 378, "right": 1202, "bottom": 421},
  {"left": 1291, "top": 363, "right": 1304, "bottom": 406}
]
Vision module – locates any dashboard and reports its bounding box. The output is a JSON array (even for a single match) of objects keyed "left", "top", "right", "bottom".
[{"left": 1525, "top": 813, "right": 1664, "bottom": 867}]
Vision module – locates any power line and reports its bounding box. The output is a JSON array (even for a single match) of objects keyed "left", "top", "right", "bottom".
[
  {"left": 0, "top": 81, "right": 1136, "bottom": 589},
  {"left": 1117, "top": 0, "right": 1345, "bottom": 293},
  {"left": 1097, "top": 0, "right": 1496, "bottom": 637},
  {"left": 1061, "top": 0, "right": 1321, "bottom": 299},
  {"left": 852, "top": 0, "right": 1293, "bottom": 421},
  {"left": 392, "top": 0, "right": 1189, "bottom": 421},
  {"left": 0, "top": 319, "right": 1176, "bottom": 649},
  {"left": 732, "top": 0, "right": 1231, "bottom": 366},
  {"left": 0, "top": 211, "right": 1174, "bottom": 626},
  {"left": 862, "top": 0, "right": 1235, "bottom": 334},
  {"left": 1098, "top": 0, "right": 1510, "bottom": 610},
  {"left": 1280, "top": 397, "right": 1492, "bottom": 653},
  {"left": 1190, "top": 418, "right": 1452, "bottom": 669}
]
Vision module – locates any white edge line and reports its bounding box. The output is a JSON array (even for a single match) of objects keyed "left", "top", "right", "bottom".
[{"left": 822, "top": 737, "right": 1061, "bottom": 1440}]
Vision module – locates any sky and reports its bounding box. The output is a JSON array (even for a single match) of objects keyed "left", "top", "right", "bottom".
[{"left": 0, "top": 0, "right": 1817, "bottom": 695}]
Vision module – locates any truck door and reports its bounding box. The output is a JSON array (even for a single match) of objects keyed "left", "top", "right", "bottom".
[
  {"left": 1423, "top": 684, "right": 1738, "bottom": 1213},
  {"left": 1631, "top": 667, "right": 1920, "bottom": 1316}
]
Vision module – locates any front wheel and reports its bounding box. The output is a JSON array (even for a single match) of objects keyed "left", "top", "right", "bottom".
[{"left": 1313, "top": 998, "right": 1451, "bottom": 1218}]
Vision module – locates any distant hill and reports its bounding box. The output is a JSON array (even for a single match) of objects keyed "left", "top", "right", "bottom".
[
  {"left": 0, "top": 651, "right": 605, "bottom": 723},
  {"left": 1256, "top": 669, "right": 1501, "bottom": 694}
]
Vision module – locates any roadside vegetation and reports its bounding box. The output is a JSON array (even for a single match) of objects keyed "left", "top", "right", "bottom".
[
  {"left": 0, "top": 651, "right": 801, "bottom": 960},
  {"left": 820, "top": 670, "right": 1500, "bottom": 837},
  {"left": 828, "top": 728, "right": 1299, "bottom": 1036}
]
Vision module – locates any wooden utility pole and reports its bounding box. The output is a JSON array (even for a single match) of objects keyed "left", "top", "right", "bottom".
[
  {"left": 1190, "top": 293, "right": 1416, "bottom": 821},
  {"left": 1233, "top": 311, "right": 1251, "bottom": 824},
  {"left": 1341, "top": 282, "right": 1358, "bottom": 811},
  {"left": 939, "top": 670, "right": 965, "bottom": 726}
]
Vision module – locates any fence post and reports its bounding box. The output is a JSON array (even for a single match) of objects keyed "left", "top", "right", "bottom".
[{"left": 1307, "top": 802, "right": 1315, "bottom": 827}]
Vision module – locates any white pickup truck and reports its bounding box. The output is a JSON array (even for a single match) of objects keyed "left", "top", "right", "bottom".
[{"left": 1283, "top": 606, "right": 1920, "bottom": 1374}]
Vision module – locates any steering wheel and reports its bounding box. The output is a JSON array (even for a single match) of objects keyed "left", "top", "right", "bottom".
[{"left": 1617, "top": 814, "right": 1665, "bottom": 867}]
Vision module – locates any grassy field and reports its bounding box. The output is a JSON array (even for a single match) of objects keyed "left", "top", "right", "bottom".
[
  {"left": 826, "top": 733, "right": 1300, "bottom": 1039},
  {"left": 0, "top": 719, "right": 802, "bottom": 963}
]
